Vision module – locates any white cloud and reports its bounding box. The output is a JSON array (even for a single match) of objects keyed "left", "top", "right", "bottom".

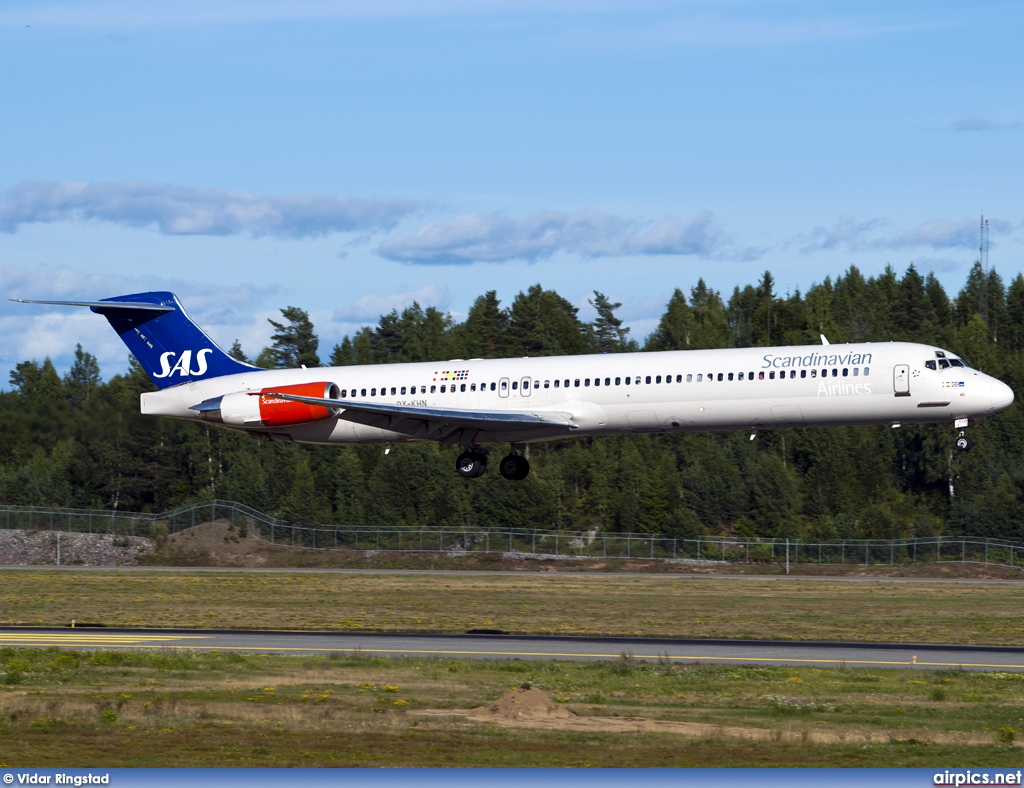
[
  {"left": 947, "top": 115, "right": 1021, "bottom": 133},
  {"left": 377, "top": 209, "right": 723, "bottom": 264},
  {"left": 0, "top": 181, "right": 417, "bottom": 239},
  {"left": 332, "top": 284, "right": 455, "bottom": 322},
  {"left": 799, "top": 216, "right": 1013, "bottom": 254}
]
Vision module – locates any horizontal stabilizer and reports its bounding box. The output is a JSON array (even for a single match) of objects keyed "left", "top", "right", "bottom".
[{"left": 11, "top": 298, "right": 175, "bottom": 313}]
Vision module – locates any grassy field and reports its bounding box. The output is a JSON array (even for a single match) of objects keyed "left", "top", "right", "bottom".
[
  {"left": 2, "top": 647, "right": 1023, "bottom": 767},
  {"left": 2, "top": 569, "right": 1024, "bottom": 645}
]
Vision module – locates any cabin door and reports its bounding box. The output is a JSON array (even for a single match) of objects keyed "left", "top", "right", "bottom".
[
  {"left": 520, "top": 377, "right": 532, "bottom": 397},
  {"left": 893, "top": 364, "right": 910, "bottom": 397},
  {"left": 499, "top": 378, "right": 510, "bottom": 398}
]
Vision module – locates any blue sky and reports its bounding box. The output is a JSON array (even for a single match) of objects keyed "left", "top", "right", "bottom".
[{"left": 0, "top": 0, "right": 1021, "bottom": 379}]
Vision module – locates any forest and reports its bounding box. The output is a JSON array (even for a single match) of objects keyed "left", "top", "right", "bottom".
[{"left": 1, "top": 262, "right": 1022, "bottom": 541}]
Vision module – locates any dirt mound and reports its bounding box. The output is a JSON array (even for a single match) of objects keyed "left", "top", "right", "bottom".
[{"left": 466, "top": 686, "right": 577, "bottom": 721}]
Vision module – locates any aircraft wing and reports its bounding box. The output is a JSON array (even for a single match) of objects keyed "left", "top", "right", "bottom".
[{"left": 261, "top": 391, "right": 579, "bottom": 439}]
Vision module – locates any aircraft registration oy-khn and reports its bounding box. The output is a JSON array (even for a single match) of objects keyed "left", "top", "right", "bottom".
[{"left": 17, "top": 291, "right": 1015, "bottom": 481}]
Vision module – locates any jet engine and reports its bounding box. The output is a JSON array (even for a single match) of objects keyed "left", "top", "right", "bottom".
[{"left": 195, "top": 382, "right": 341, "bottom": 427}]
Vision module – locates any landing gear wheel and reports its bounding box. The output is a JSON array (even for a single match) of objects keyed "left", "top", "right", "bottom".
[
  {"left": 456, "top": 451, "right": 487, "bottom": 478},
  {"left": 955, "top": 435, "right": 974, "bottom": 452},
  {"left": 498, "top": 454, "right": 530, "bottom": 480}
]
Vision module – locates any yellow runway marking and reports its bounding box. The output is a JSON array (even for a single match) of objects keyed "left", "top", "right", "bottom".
[
  {"left": 0, "top": 634, "right": 206, "bottom": 645},
  {"left": 2, "top": 636, "right": 1021, "bottom": 670}
]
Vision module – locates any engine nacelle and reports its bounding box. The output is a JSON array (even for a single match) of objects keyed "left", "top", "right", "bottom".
[{"left": 197, "top": 382, "right": 340, "bottom": 428}]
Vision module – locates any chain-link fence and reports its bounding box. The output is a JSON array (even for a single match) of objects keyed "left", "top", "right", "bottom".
[{"left": 1, "top": 500, "right": 1021, "bottom": 569}]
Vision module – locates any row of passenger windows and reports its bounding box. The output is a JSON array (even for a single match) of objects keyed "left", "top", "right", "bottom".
[{"left": 339, "top": 367, "right": 871, "bottom": 399}]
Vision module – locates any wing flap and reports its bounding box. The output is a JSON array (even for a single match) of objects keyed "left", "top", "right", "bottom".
[{"left": 261, "top": 391, "right": 579, "bottom": 435}]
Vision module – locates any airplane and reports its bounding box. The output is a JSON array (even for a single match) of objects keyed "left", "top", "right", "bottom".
[{"left": 15, "top": 291, "right": 1015, "bottom": 481}]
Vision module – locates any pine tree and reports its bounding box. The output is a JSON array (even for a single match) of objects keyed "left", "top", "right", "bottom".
[
  {"left": 268, "top": 307, "right": 320, "bottom": 368},
  {"left": 588, "top": 291, "right": 630, "bottom": 353}
]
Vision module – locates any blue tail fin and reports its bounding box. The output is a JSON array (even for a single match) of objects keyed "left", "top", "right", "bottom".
[{"left": 93, "top": 292, "right": 256, "bottom": 389}]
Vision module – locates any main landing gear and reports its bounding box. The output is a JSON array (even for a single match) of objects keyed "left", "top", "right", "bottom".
[
  {"left": 455, "top": 450, "right": 487, "bottom": 478},
  {"left": 455, "top": 445, "right": 531, "bottom": 480}
]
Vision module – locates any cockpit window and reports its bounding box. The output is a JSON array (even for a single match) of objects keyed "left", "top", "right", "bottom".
[
  {"left": 948, "top": 359, "right": 965, "bottom": 368},
  {"left": 925, "top": 360, "right": 936, "bottom": 370},
  {"left": 938, "top": 359, "right": 950, "bottom": 370}
]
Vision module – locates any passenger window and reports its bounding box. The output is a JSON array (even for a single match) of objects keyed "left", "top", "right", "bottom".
[
  {"left": 800, "top": 370, "right": 806, "bottom": 379},
  {"left": 738, "top": 372, "right": 744, "bottom": 381},
  {"left": 429, "top": 386, "right": 435, "bottom": 393},
  {"left": 696, "top": 374, "right": 703, "bottom": 382},
  {"left": 717, "top": 373, "right": 723, "bottom": 381},
  {"left": 831, "top": 369, "right": 838, "bottom": 377},
  {"left": 440, "top": 385, "right": 445, "bottom": 393},
  {"left": 676, "top": 375, "right": 682, "bottom": 383},
  {"left": 585, "top": 378, "right": 591, "bottom": 387},
  {"left": 656, "top": 375, "right": 662, "bottom": 383},
  {"left": 769, "top": 371, "right": 775, "bottom": 380},
  {"left": 728, "top": 372, "right": 734, "bottom": 381},
  {"left": 686, "top": 374, "right": 692, "bottom": 383},
  {"left": 758, "top": 372, "right": 764, "bottom": 380},
  {"left": 625, "top": 377, "right": 631, "bottom": 385},
  {"left": 593, "top": 378, "right": 600, "bottom": 387},
  {"left": 810, "top": 370, "right": 816, "bottom": 378},
  {"left": 636, "top": 377, "right": 641, "bottom": 385},
  {"left": 564, "top": 379, "right": 570, "bottom": 388},
  {"left": 400, "top": 387, "right": 406, "bottom": 395},
  {"left": 842, "top": 368, "right": 848, "bottom": 377},
  {"left": 748, "top": 371, "right": 754, "bottom": 380},
  {"left": 391, "top": 387, "right": 397, "bottom": 395},
  {"left": 371, "top": 388, "right": 377, "bottom": 396},
  {"left": 605, "top": 378, "right": 610, "bottom": 386},
  {"left": 615, "top": 377, "right": 621, "bottom": 385},
  {"left": 460, "top": 384, "right": 466, "bottom": 392},
  {"left": 361, "top": 388, "right": 366, "bottom": 396},
  {"left": 853, "top": 368, "right": 859, "bottom": 377},
  {"left": 574, "top": 379, "right": 580, "bottom": 387},
  {"left": 471, "top": 383, "right": 476, "bottom": 391},
  {"left": 544, "top": 380, "right": 550, "bottom": 388},
  {"left": 554, "top": 380, "right": 560, "bottom": 388},
  {"left": 512, "top": 381, "right": 518, "bottom": 390},
  {"left": 864, "top": 367, "right": 870, "bottom": 376},
  {"left": 645, "top": 376, "right": 652, "bottom": 384},
  {"left": 490, "top": 382, "right": 496, "bottom": 391}
]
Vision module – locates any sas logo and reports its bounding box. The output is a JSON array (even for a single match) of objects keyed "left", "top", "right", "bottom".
[
  {"left": 152, "top": 349, "right": 214, "bottom": 378},
  {"left": 941, "top": 381, "right": 966, "bottom": 388},
  {"left": 434, "top": 369, "right": 469, "bottom": 382}
]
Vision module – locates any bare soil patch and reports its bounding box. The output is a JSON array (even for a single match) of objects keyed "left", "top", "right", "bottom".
[{"left": 416, "top": 686, "right": 1006, "bottom": 746}]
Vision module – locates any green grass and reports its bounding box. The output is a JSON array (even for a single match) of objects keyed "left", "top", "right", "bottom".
[
  {"left": 2, "top": 647, "right": 1024, "bottom": 767},
  {"left": 2, "top": 569, "right": 1024, "bottom": 645}
]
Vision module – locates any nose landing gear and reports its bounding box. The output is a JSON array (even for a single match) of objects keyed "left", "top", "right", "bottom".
[{"left": 954, "top": 417, "right": 974, "bottom": 452}]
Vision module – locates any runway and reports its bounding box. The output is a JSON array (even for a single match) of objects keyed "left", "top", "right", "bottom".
[{"left": 2, "top": 627, "right": 1024, "bottom": 671}]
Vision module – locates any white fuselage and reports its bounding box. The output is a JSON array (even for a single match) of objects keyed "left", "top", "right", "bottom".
[{"left": 140, "top": 341, "right": 1014, "bottom": 446}]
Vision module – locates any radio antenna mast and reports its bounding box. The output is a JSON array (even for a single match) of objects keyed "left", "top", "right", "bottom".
[{"left": 979, "top": 214, "right": 990, "bottom": 329}]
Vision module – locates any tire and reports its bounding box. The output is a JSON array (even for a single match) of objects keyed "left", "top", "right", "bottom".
[
  {"left": 499, "top": 454, "right": 530, "bottom": 480},
  {"left": 955, "top": 436, "right": 974, "bottom": 452},
  {"left": 456, "top": 451, "right": 487, "bottom": 478}
]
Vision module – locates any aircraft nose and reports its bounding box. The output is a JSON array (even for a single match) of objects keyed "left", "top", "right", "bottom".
[{"left": 991, "top": 379, "right": 1015, "bottom": 412}]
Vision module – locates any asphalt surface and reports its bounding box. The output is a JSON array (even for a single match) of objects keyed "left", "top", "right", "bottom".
[{"left": 2, "top": 627, "right": 1024, "bottom": 671}]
